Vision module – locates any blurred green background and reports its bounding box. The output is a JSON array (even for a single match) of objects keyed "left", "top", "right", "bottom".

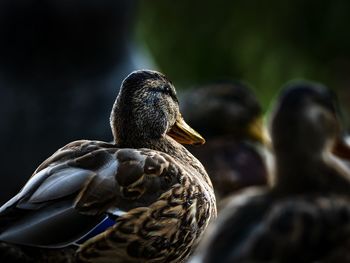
[
  {"left": 136, "top": 0, "right": 350, "bottom": 125},
  {"left": 1, "top": 0, "right": 350, "bottom": 204}
]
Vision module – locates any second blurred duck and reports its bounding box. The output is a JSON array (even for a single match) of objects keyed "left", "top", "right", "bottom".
[
  {"left": 190, "top": 82, "right": 350, "bottom": 263},
  {"left": 181, "top": 82, "right": 270, "bottom": 203}
]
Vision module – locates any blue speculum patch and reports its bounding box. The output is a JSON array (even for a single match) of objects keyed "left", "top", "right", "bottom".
[{"left": 76, "top": 216, "right": 116, "bottom": 244}]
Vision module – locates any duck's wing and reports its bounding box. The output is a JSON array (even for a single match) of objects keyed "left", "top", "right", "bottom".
[
  {"left": 33, "top": 140, "right": 116, "bottom": 174},
  {"left": 0, "top": 141, "right": 179, "bottom": 248}
]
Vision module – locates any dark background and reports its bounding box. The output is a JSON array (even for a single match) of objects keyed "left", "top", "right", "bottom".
[{"left": 1, "top": 0, "right": 350, "bottom": 204}]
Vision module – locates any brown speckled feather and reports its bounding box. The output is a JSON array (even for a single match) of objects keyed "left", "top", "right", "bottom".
[{"left": 78, "top": 170, "right": 212, "bottom": 263}]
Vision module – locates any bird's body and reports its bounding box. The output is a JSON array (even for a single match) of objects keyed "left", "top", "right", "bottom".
[
  {"left": 0, "top": 70, "right": 216, "bottom": 263},
  {"left": 191, "top": 82, "right": 350, "bottom": 262}
]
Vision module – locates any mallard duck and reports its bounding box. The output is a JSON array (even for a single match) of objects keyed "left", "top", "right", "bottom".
[
  {"left": 190, "top": 82, "right": 350, "bottom": 263},
  {"left": 0, "top": 70, "right": 217, "bottom": 263},
  {"left": 181, "top": 82, "right": 269, "bottom": 203}
]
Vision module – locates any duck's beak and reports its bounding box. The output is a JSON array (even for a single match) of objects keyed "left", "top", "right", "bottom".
[
  {"left": 246, "top": 116, "right": 272, "bottom": 147},
  {"left": 167, "top": 115, "right": 206, "bottom": 145},
  {"left": 332, "top": 136, "right": 350, "bottom": 160}
]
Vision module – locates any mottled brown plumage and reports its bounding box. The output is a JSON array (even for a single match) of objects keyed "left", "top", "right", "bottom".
[
  {"left": 190, "top": 82, "right": 350, "bottom": 263},
  {"left": 0, "top": 70, "right": 216, "bottom": 263}
]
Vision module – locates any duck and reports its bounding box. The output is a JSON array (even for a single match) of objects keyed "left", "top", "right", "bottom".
[
  {"left": 180, "top": 82, "right": 269, "bottom": 203},
  {"left": 0, "top": 70, "right": 217, "bottom": 263},
  {"left": 189, "top": 81, "right": 350, "bottom": 263}
]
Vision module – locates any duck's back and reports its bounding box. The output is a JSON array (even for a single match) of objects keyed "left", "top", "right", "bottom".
[{"left": 0, "top": 139, "right": 216, "bottom": 262}]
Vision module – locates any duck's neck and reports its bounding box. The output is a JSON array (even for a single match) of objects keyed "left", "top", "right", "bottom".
[
  {"left": 273, "top": 151, "right": 320, "bottom": 190},
  {"left": 272, "top": 150, "right": 350, "bottom": 195},
  {"left": 116, "top": 135, "right": 177, "bottom": 153}
]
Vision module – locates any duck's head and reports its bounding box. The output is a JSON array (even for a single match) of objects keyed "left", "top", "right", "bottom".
[
  {"left": 270, "top": 81, "right": 341, "bottom": 158},
  {"left": 181, "top": 81, "right": 269, "bottom": 145},
  {"left": 110, "top": 70, "right": 205, "bottom": 146}
]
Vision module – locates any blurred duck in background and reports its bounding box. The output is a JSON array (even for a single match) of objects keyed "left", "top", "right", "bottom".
[
  {"left": 181, "top": 82, "right": 269, "bottom": 203},
  {"left": 190, "top": 82, "right": 350, "bottom": 263}
]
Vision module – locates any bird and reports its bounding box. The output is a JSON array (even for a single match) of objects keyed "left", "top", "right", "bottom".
[
  {"left": 0, "top": 70, "right": 217, "bottom": 263},
  {"left": 180, "top": 82, "right": 269, "bottom": 203},
  {"left": 189, "top": 82, "right": 350, "bottom": 263}
]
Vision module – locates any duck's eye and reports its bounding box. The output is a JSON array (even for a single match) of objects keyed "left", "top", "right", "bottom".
[{"left": 150, "top": 84, "right": 178, "bottom": 102}]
